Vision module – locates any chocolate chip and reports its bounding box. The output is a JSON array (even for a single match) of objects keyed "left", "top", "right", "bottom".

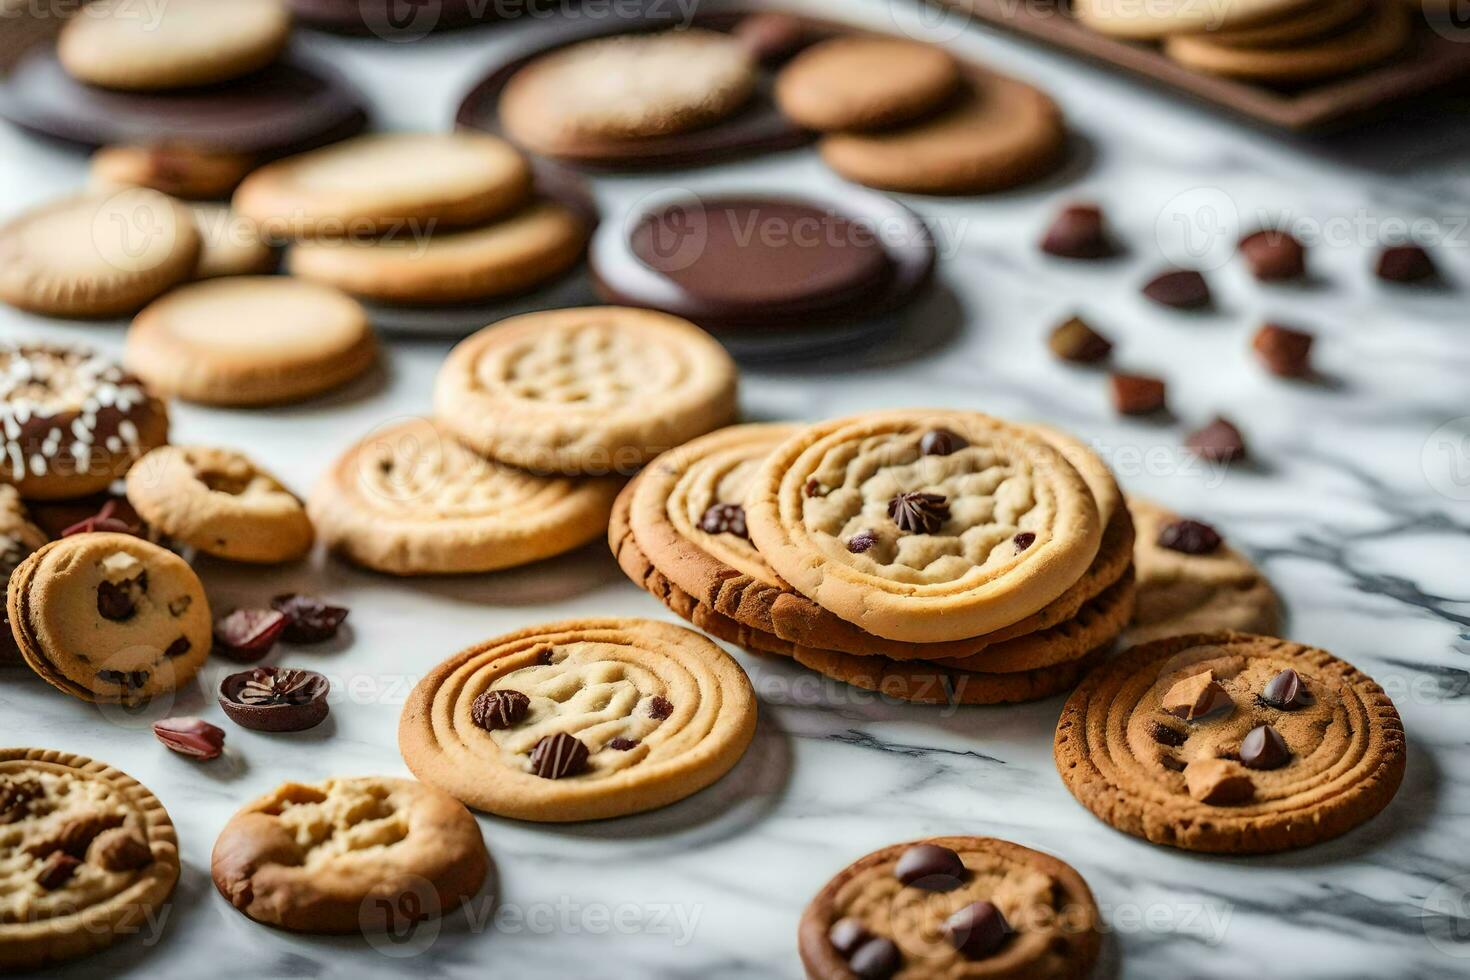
[
  {"left": 1161, "top": 671, "right": 1234, "bottom": 722},
  {"left": 1376, "top": 245, "right": 1436, "bottom": 283},
  {"left": 96, "top": 579, "right": 136, "bottom": 621},
  {"left": 35, "top": 851, "right": 81, "bottom": 890},
  {"left": 647, "top": 696, "right": 673, "bottom": 720},
  {"left": 1150, "top": 721, "right": 1188, "bottom": 747},
  {"left": 1109, "top": 373, "right": 1166, "bottom": 416},
  {"left": 919, "top": 428, "right": 967, "bottom": 456},
  {"left": 535, "top": 646, "right": 555, "bottom": 666},
  {"left": 887, "top": 492, "right": 949, "bottom": 535},
  {"left": 829, "top": 917, "right": 872, "bottom": 957},
  {"left": 1013, "top": 531, "right": 1036, "bottom": 552},
  {"left": 152, "top": 717, "right": 225, "bottom": 761},
  {"left": 944, "top": 900, "right": 1010, "bottom": 959},
  {"left": 270, "top": 594, "right": 349, "bottom": 643},
  {"left": 1157, "top": 519, "right": 1221, "bottom": 555},
  {"left": 530, "top": 732, "right": 588, "bottom": 779},
  {"left": 97, "top": 668, "right": 148, "bottom": 689},
  {"left": 1252, "top": 323, "right": 1314, "bottom": 378},
  {"left": 804, "top": 478, "right": 826, "bottom": 498},
  {"left": 606, "top": 737, "right": 639, "bottom": 751},
  {"left": 471, "top": 690, "right": 530, "bottom": 730},
  {"left": 213, "top": 608, "right": 289, "bottom": 663},
  {"left": 163, "top": 636, "right": 191, "bottom": 659},
  {"left": 848, "top": 937, "right": 901, "bottom": 980},
  {"left": 895, "top": 843, "right": 965, "bottom": 891},
  {"left": 1261, "top": 668, "right": 1312, "bottom": 710},
  {"left": 1240, "top": 724, "right": 1291, "bottom": 770},
  {"left": 699, "top": 503, "right": 747, "bottom": 538},
  {"left": 1048, "top": 316, "right": 1112, "bottom": 363},
  {"left": 1186, "top": 417, "right": 1247, "bottom": 463},
  {"left": 1238, "top": 229, "right": 1305, "bottom": 281},
  {"left": 1040, "top": 203, "right": 1113, "bottom": 259},
  {"left": 1142, "top": 269, "right": 1210, "bottom": 309},
  {"left": 847, "top": 531, "right": 877, "bottom": 554}
]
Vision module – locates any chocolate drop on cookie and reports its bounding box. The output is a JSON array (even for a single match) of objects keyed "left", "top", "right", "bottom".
[
  {"left": 1157, "top": 519, "right": 1221, "bottom": 555},
  {"left": 35, "top": 852, "right": 81, "bottom": 890},
  {"left": 919, "top": 428, "right": 967, "bottom": 456},
  {"left": 804, "top": 478, "right": 826, "bottom": 498},
  {"left": 1142, "top": 269, "right": 1210, "bottom": 309},
  {"left": 944, "top": 900, "right": 1010, "bottom": 959},
  {"left": 530, "top": 732, "right": 589, "bottom": 779},
  {"left": 1150, "top": 720, "right": 1188, "bottom": 747},
  {"left": 1185, "top": 417, "right": 1247, "bottom": 463},
  {"left": 1376, "top": 245, "right": 1436, "bottom": 283},
  {"left": 96, "top": 579, "right": 137, "bottom": 622},
  {"left": 1261, "top": 668, "right": 1311, "bottom": 710},
  {"left": 606, "top": 736, "right": 639, "bottom": 751},
  {"left": 847, "top": 936, "right": 901, "bottom": 980},
  {"left": 699, "top": 503, "right": 748, "bottom": 538},
  {"left": 647, "top": 696, "right": 673, "bottom": 720},
  {"left": 894, "top": 843, "right": 966, "bottom": 890},
  {"left": 1240, "top": 725, "right": 1291, "bottom": 770},
  {"left": 847, "top": 530, "right": 877, "bottom": 554},
  {"left": 1040, "top": 203, "right": 1113, "bottom": 259},
  {"left": 163, "top": 636, "right": 192, "bottom": 658},
  {"left": 1013, "top": 531, "right": 1036, "bottom": 552},
  {"left": 828, "top": 916, "right": 873, "bottom": 957},
  {"left": 1048, "top": 316, "right": 1112, "bottom": 363},
  {"left": 1238, "top": 229, "right": 1305, "bottom": 281},
  {"left": 471, "top": 690, "right": 530, "bottom": 730},
  {"left": 887, "top": 492, "right": 950, "bottom": 535}
]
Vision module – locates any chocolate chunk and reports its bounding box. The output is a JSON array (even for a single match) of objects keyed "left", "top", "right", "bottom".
[
  {"left": 1161, "top": 671, "right": 1233, "bottom": 722},
  {"left": 894, "top": 843, "right": 965, "bottom": 890},
  {"left": 88, "top": 827, "right": 153, "bottom": 871},
  {"left": 1261, "top": 668, "right": 1312, "bottom": 710},
  {"left": 847, "top": 530, "right": 877, "bottom": 554},
  {"left": 96, "top": 579, "right": 136, "bottom": 621},
  {"left": 213, "top": 608, "right": 289, "bottom": 663},
  {"left": 919, "top": 428, "right": 967, "bottom": 456},
  {"left": 606, "top": 737, "right": 639, "bottom": 751},
  {"left": 733, "top": 11, "right": 806, "bottom": 63},
  {"left": 1040, "top": 203, "right": 1113, "bottom": 259},
  {"left": 535, "top": 647, "right": 555, "bottom": 666},
  {"left": 1048, "top": 316, "right": 1112, "bottom": 363},
  {"left": 530, "top": 732, "right": 589, "bottom": 779},
  {"left": 887, "top": 492, "right": 950, "bottom": 535},
  {"left": 471, "top": 690, "right": 530, "bottom": 730},
  {"left": 1142, "top": 269, "right": 1210, "bottom": 309},
  {"left": 1252, "top": 323, "right": 1314, "bottom": 378},
  {"left": 1149, "top": 721, "right": 1188, "bottom": 747},
  {"left": 1109, "top": 373, "right": 1166, "bottom": 416},
  {"left": 804, "top": 478, "right": 826, "bottom": 498},
  {"left": 35, "top": 852, "right": 81, "bottom": 890},
  {"left": 699, "top": 503, "right": 748, "bottom": 538},
  {"left": 1184, "top": 758, "right": 1254, "bottom": 805},
  {"left": 219, "top": 667, "right": 330, "bottom": 733},
  {"left": 152, "top": 717, "right": 225, "bottom": 760},
  {"left": 1013, "top": 531, "right": 1036, "bottom": 552},
  {"left": 647, "top": 696, "right": 674, "bottom": 720},
  {"left": 1185, "top": 417, "right": 1247, "bottom": 463},
  {"left": 1376, "top": 245, "right": 1436, "bottom": 283},
  {"left": 97, "top": 668, "right": 148, "bottom": 689},
  {"left": 829, "top": 917, "right": 873, "bottom": 957},
  {"left": 944, "top": 900, "right": 1010, "bottom": 959},
  {"left": 270, "top": 594, "right": 349, "bottom": 643},
  {"left": 1157, "top": 519, "right": 1221, "bottom": 555},
  {"left": 1240, "top": 724, "right": 1291, "bottom": 771},
  {"left": 848, "top": 937, "right": 901, "bottom": 980},
  {"left": 1238, "top": 229, "right": 1305, "bottom": 281}
]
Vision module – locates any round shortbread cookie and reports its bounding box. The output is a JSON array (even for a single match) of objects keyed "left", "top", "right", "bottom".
[
  {"left": 1124, "top": 496, "right": 1280, "bottom": 647},
  {"left": 308, "top": 418, "right": 620, "bottom": 576},
  {"left": 125, "top": 446, "right": 312, "bottom": 563},
  {"left": 288, "top": 200, "right": 587, "bottom": 304},
  {"left": 0, "top": 488, "right": 47, "bottom": 665},
  {"left": 58, "top": 0, "right": 291, "bottom": 92},
  {"left": 0, "top": 343, "right": 170, "bottom": 501},
  {"left": 434, "top": 307, "right": 739, "bottom": 475},
  {"left": 498, "top": 29, "right": 757, "bottom": 156},
  {"left": 233, "top": 132, "right": 532, "bottom": 241},
  {"left": 1073, "top": 0, "right": 1320, "bottom": 39},
  {"left": 189, "top": 204, "right": 277, "bottom": 280},
  {"left": 0, "top": 748, "right": 180, "bottom": 971},
  {"left": 7, "top": 533, "right": 212, "bottom": 704},
  {"left": 398, "top": 618, "right": 758, "bottom": 822},
  {"left": 798, "top": 837, "right": 1101, "bottom": 979},
  {"left": 124, "top": 276, "right": 377, "bottom": 406},
  {"left": 0, "top": 191, "right": 201, "bottom": 318},
  {"left": 89, "top": 144, "right": 256, "bottom": 201},
  {"left": 211, "top": 776, "right": 487, "bottom": 933},
  {"left": 774, "top": 37, "right": 961, "bottom": 132},
  {"left": 1198, "top": 0, "right": 1370, "bottom": 47},
  {"left": 819, "top": 71, "right": 1064, "bottom": 195},
  {"left": 745, "top": 411, "right": 1103, "bottom": 644},
  {"left": 1055, "top": 632, "right": 1406, "bottom": 853}
]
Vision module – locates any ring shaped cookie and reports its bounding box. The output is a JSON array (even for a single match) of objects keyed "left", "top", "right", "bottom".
[
  {"left": 746, "top": 411, "right": 1103, "bottom": 644},
  {"left": 798, "top": 836, "right": 1101, "bottom": 980},
  {"left": 1055, "top": 632, "right": 1407, "bottom": 853},
  {"left": 433, "top": 307, "right": 738, "bottom": 475},
  {"left": 399, "top": 619, "right": 758, "bottom": 822},
  {"left": 211, "top": 776, "right": 487, "bottom": 933},
  {"left": 0, "top": 748, "right": 180, "bottom": 971}
]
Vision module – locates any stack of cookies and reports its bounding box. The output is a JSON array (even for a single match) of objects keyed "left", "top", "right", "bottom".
[{"left": 612, "top": 410, "right": 1137, "bottom": 704}]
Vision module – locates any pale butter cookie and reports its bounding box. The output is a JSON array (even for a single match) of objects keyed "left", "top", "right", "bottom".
[
  {"left": 1073, "top": 0, "right": 1320, "bottom": 39},
  {"left": 188, "top": 204, "right": 277, "bottom": 280}
]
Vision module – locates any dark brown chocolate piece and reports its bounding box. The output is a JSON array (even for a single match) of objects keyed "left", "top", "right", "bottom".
[
  {"left": 919, "top": 428, "right": 967, "bottom": 456},
  {"left": 1040, "top": 203, "right": 1113, "bottom": 259},
  {"left": 1376, "top": 245, "right": 1436, "bottom": 283},
  {"left": 944, "top": 900, "right": 1010, "bottom": 959},
  {"left": 1261, "top": 669, "right": 1312, "bottom": 710},
  {"left": 1110, "top": 373, "right": 1167, "bottom": 415},
  {"left": 219, "top": 667, "right": 330, "bottom": 733},
  {"left": 828, "top": 917, "right": 873, "bottom": 957},
  {"left": 888, "top": 492, "right": 949, "bottom": 535},
  {"left": 1013, "top": 531, "right": 1036, "bottom": 552},
  {"left": 894, "top": 843, "right": 965, "bottom": 891},
  {"left": 700, "top": 504, "right": 748, "bottom": 538},
  {"left": 1240, "top": 724, "right": 1291, "bottom": 770},
  {"left": 270, "top": 594, "right": 349, "bottom": 643},
  {"left": 647, "top": 696, "right": 674, "bottom": 720},
  {"left": 1048, "top": 316, "right": 1112, "bottom": 363},
  {"left": 848, "top": 937, "right": 901, "bottom": 979},
  {"left": 35, "top": 852, "right": 81, "bottom": 890},
  {"left": 152, "top": 717, "right": 225, "bottom": 760},
  {"left": 213, "top": 608, "right": 289, "bottom": 663},
  {"left": 1186, "top": 417, "right": 1247, "bottom": 463},
  {"left": 847, "top": 531, "right": 877, "bottom": 554},
  {"left": 1252, "top": 323, "right": 1314, "bottom": 378},
  {"left": 530, "top": 732, "right": 589, "bottom": 779},
  {"left": 1238, "top": 229, "right": 1305, "bottom": 281},
  {"left": 1157, "top": 519, "right": 1221, "bottom": 555},
  {"left": 1143, "top": 269, "right": 1210, "bottom": 309},
  {"left": 606, "top": 737, "right": 639, "bottom": 751},
  {"left": 471, "top": 689, "right": 531, "bottom": 731}
]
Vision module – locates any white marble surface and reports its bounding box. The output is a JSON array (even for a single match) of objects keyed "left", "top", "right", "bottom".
[{"left": 2, "top": 1, "right": 1469, "bottom": 977}]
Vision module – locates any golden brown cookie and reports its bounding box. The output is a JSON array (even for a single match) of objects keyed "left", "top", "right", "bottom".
[
  {"left": 434, "top": 307, "right": 739, "bottom": 476},
  {"left": 819, "top": 71, "right": 1064, "bottom": 195},
  {"left": 125, "top": 446, "right": 313, "bottom": 563},
  {"left": 0, "top": 343, "right": 170, "bottom": 500},
  {"left": 8, "top": 533, "right": 212, "bottom": 703},
  {"left": 1055, "top": 632, "right": 1407, "bottom": 852},
  {"left": 1196, "top": 0, "right": 1370, "bottom": 47},
  {"left": 774, "top": 37, "right": 961, "bottom": 132},
  {"left": 188, "top": 204, "right": 277, "bottom": 280},
  {"left": 1073, "top": 0, "right": 1320, "bottom": 38},
  {"left": 89, "top": 143, "right": 256, "bottom": 201},
  {"left": 1124, "top": 496, "right": 1280, "bottom": 646},
  {"left": 0, "top": 748, "right": 180, "bottom": 970},
  {"left": 799, "top": 837, "right": 1101, "bottom": 979},
  {"left": 309, "top": 418, "right": 621, "bottom": 576},
  {"left": 211, "top": 776, "right": 487, "bottom": 933},
  {"left": 398, "top": 618, "right": 757, "bottom": 822}
]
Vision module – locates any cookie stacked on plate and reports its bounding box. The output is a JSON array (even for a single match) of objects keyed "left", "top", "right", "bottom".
[{"left": 612, "top": 411, "right": 1137, "bottom": 704}]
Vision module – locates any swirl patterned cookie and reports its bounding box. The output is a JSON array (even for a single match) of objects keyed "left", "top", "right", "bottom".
[
  {"left": 746, "top": 411, "right": 1103, "bottom": 644},
  {"left": 1054, "top": 632, "right": 1406, "bottom": 853},
  {"left": 398, "top": 618, "right": 757, "bottom": 821},
  {"left": 798, "top": 836, "right": 1100, "bottom": 980},
  {"left": 0, "top": 748, "right": 180, "bottom": 971}
]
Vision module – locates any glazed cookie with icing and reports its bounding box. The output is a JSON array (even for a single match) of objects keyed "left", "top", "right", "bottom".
[
  {"left": 7, "top": 533, "right": 212, "bottom": 703},
  {"left": 211, "top": 777, "right": 487, "bottom": 933},
  {"left": 1054, "top": 631, "right": 1406, "bottom": 853},
  {"left": 433, "top": 307, "right": 738, "bottom": 475},
  {"left": 798, "top": 836, "right": 1101, "bottom": 980},
  {"left": 398, "top": 619, "right": 757, "bottom": 821},
  {"left": 746, "top": 411, "right": 1102, "bottom": 644},
  {"left": 0, "top": 344, "right": 170, "bottom": 500},
  {"left": 0, "top": 748, "right": 180, "bottom": 970},
  {"left": 309, "top": 418, "right": 620, "bottom": 576}
]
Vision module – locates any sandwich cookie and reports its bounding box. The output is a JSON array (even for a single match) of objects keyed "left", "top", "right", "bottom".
[
  {"left": 774, "top": 37, "right": 961, "bottom": 132},
  {"left": 0, "top": 488, "right": 46, "bottom": 665}
]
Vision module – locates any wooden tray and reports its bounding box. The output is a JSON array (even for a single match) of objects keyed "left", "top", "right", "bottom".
[{"left": 926, "top": 0, "right": 1470, "bottom": 130}]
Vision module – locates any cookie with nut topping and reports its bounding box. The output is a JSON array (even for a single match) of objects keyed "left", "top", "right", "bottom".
[
  {"left": 1054, "top": 631, "right": 1406, "bottom": 853},
  {"left": 0, "top": 748, "right": 179, "bottom": 970},
  {"left": 398, "top": 618, "right": 757, "bottom": 821},
  {"left": 7, "top": 532, "right": 211, "bottom": 703}
]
